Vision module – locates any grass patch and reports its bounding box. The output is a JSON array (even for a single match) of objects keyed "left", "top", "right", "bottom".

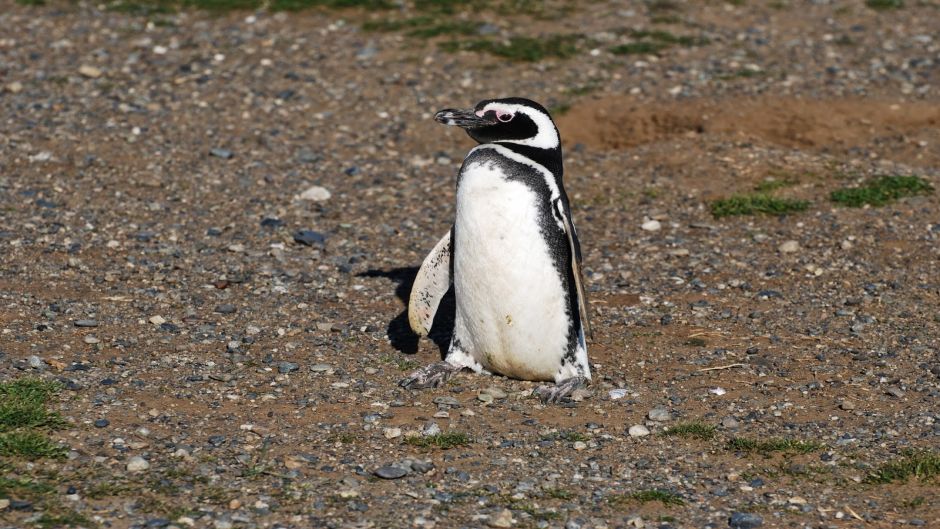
[
  {"left": 0, "top": 379, "right": 66, "bottom": 432},
  {"left": 865, "top": 450, "right": 940, "bottom": 484},
  {"left": 866, "top": 0, "right": 903, "bottom": 9},
  {"left": 559, "top": 431, "right": 589, "bottom": 442},
  {"left": 0, "top": 431, "right": 67, "bottom": 459},
  {"left": 727, "top": 437, "right": 822, "bottom": 455},
  {"left": 754, "top": 178, "right": 797, "bottom": 193},
  {"left": 610, "top": 489, "right": 684, "bottom": 507},
  {"left": 663, "top": 422, "right": 716, "bottom": 441},
  {"left": 405, "top": 432, "right": 471, "bottom": 449},
  {"left": 611, "top": 41, "right": 668, "bottom": 55},
  {"left": 630, "top": 489, "right": 685, "bottom": 506},
  {"left": 34, "top": 512, "right": 94, "bottom": 529},
  {"left": 710, "top": 193, "right": 810, "bottom": 217},
  {"left": 0, "top": 475, "right": 56, "bottom": 497},
  {"left": 830, "top": 175, "right": 933, "bottom": 207},
  {"left": 543, "top": 487, "right": 573, "bottom": 500},
  {"left": 440, "top": 34, "right": 581, "bottom": 61},
  {"left": 684, "top": 337, "right": 707, "bottom": 347},
  {"left": 362, "top": 16, "right": 479, "bottom": 38}
]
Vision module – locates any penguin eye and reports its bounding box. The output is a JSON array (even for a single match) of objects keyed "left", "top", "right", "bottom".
[{"left": 497, "top": 112, "right": 513, "bottom": 123}]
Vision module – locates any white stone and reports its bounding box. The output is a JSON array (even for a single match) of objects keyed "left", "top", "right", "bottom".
[
  {"left": 126, "top": 456, "right": 150, "bottom": 471},
  {"left": 78, "top": 64, "right": 102, "bottom": 78},
  {"left": 779, "top": 240, "right": 800, "bottom": 253},
  {"left": 299, "top": 185, "right": 332, "bottom": 202},
  {"left": 640, "top": 219, "right": 661, "bottom": 232},
  {"left": 383, "top": 427, "right": 402, "bottom": 439},
  {"left": 149, "top": 315, "right": 166, "bottom": 325},
  {"left": 488, "top": 508, "right": 514, "bottom": 528},
  {"left": 628, "top": 425, "right": 650, "bottom": 437}
]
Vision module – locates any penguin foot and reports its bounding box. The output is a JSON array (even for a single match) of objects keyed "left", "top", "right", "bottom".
[
  {"left": 399, "top": 362, "right": 463, "bottom": 390},
  {"left": 535, "top": 376, "right": 589, "bottom": 404}
]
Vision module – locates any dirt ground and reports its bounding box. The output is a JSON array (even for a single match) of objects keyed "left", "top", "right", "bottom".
[{"left": 1, "top": 0, "right": 939, "bottom": 528}]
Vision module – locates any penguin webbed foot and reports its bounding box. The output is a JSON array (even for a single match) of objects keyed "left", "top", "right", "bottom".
[
  {"left": 535, "top": 376, "right": 589, "bottom": 404},
  {"left": 399, "top": 361, "right": 463, "bottom": 390}
]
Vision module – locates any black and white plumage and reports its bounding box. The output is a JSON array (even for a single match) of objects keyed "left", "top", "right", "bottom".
[{"left": 401, "top": 97, "right": 592, "bottom": 403}]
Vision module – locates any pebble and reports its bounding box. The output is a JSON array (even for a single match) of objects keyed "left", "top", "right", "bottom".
[
  {"left": 886, "top": 387, "right": 905, "bottom": 398},
  {"left": 729, "top": 512, "right": 763, "bottom": 528},
  {"left": 293, "top": 230, "right": 326, "bottom": 247},
  {"left": 78, "top": 64, "right": 102, "bottom": 78},
  {"left": 778, "top": 240, "right": 800, "bottom": 253},
  {"left": 149, "top": 315, "right": 166, "bottom": 325},
  {"left": 641, "top": 219, "right": 662, "bottom": 231},
  {"left": 74, "top": 319, "right": 99, "bottom": 327},
  {"left": 310, "top": 364, "right": 333, "bottom": 373},
  {"left": 488, "top": 509, "right": 514, "bottom": 528},
  {"left": 383, "top": 427, "right": 402, "bottom": 439},
  {"left": 839, "top": 400, "right": 855, "bottom": 411},
  {"left": 374, "top": 465, "right": 408, "bottom": 479},
  {"left": 27, "top": 355, "right": 44, "bottom": 369},
  {"left": 278, "top": 362, "right": 299, "bottom": 374},
  {"left": 214, "top": 304, "right": 237, "bottom": 314},
  {"left": 628, "top": 425, "right": 650, "bottom": 437},
  {"left": 299, "top": 185, "right": 332, "bottom": 201},
  {"left": 94, "top": 418, "right": 110, "bottom": 428},
  {"left": 0, "top": 499, "right": 8, "bottom": 510},
  {"left": 83, "top": 335, "right": 99, "bottom": 344},
  {"left": 647, "top": 405, "right": 671, "bottom": 421},
  {"left": 722, "top": 417, "right": 740, "bottom": 429},
  {"left": 480, "top": 386, "right": 508, "bottom": 400},
  {"left": 126, "top": 456, "right": 150, "bottom": 472},
  {"left": 573, "top": 441, "right": 587, "bottom": 450},
  {"left": 6, "top": 81, "right": 22, "bottom": 94},
  {"left": 422, "top": 422, "right": 442, "bottom": 436},
  {"left": 608, "top": 388, "right": 627, "bottom": 400},
  {"left": 209, "top": 148, "right": 234, "bottom": 159}
]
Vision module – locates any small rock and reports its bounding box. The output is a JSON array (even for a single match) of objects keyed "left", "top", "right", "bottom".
[
  {"left": 641, "top": 219, "right": 662, "bottom": 232},
  {"left": 839, "top": 400, "right": 855, "bottom": 411},
  {"left": 74, "top": 319, "right": 99, "bottom": 327},
  {"left": 310, "top": 364, "right": 333, "bottom": 373},
  {"left": 374, "top": 465, "right": 408, "bottom": 479},
  {"left": 127, "top": 456, "right": 150, "bottom": 472},
  {"left": 210, "top": 148, "right": 234, "bottom": 159},
  {"left": 573, "top": 441, "right": 587, "bottom": 450},
  {"left": 293, "top": 230, "right": 326, "bottom": 247},
  {"left": 886, "top": 387, "right": 905, "bottom": 398},
  {"left": 722, "top": 417, "right": 740, "bottom": 429},
  {"left": 6, "top": 81, "right": 23, "bottom": 94},
  {"left": 648, "top": 405, "right": 671, "bottom": 421},
  {"left": 278, "top": 362, "right": 299, "bottom": 374},
  {"left": 299, "top": 186, "right": 332, "bottom": 202},
  {"left": 94, "top": 418, "right": 110, "bottom": 428},
  {"left": 383, "top": 427, "right": 402, "bottom": 439},
  {"left": 422, "top": 422, "right": 441, "bottom": 436},
  {"left": 628, "top": 425, "right": 650, "bottom": 437},
  {"left": 480, "top": 386, "right": 508, "bottom": 400},
  {"left": 214, "top": 304, "right": 237, "bottom": 314},
  {"left": 608, "top": 388, "right": 627, "bottom": 400},
  {"left": 27, "top": 355, "right": 44, "bottom": 369},
  {"left": 778, "top": 240, "right": 800, "bottom": 253},
  {"left": 79, "top": 64, "right": 102, "bottom": 78},
  {"left": 0, "top": 498, "right": 9, "bottom": 510},
  {"left": 149, "top": 315, "right": 166, "bottom": 325},
  {"left": 729, "top": 512, "right": 763, "bottom": 529},
  {"left": 488, "top": 508, "right": 514, "bottom": 528}
]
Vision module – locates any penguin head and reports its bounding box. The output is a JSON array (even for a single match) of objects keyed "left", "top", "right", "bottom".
[{"left": 434, "top": 97, "right": 560, "bottom": 151}]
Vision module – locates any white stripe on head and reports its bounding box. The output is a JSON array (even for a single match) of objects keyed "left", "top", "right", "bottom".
[{"left": 480, "top": 102, "right": 560, "bottom": 150}]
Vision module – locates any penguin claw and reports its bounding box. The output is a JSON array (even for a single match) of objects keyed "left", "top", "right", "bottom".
[
  {"left": 535, "top": 376, "right": 589, "bottom": 404},
  {"left": 399, "top": 362, "right": 462, "bottom": 390}
]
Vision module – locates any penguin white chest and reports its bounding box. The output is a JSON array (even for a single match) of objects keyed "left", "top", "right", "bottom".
[{"left": 453, "top": 161, "right": 570, "bottom": 381}]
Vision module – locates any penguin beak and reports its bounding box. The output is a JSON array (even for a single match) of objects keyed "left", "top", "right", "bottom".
[{"left": 434, "top": 108, "right": 497, "bottom": 129}]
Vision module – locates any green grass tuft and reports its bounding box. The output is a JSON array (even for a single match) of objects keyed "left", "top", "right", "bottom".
[
  {"left": 754, "top": 178, "right": 797, "bottom": 192},
  {"left": 865, "top": 450, "right": 940, "bottom": 484},
  {"left": 866, "top": 0, "right": 903, "bottom": 10},
  {"left": 727, "top": 437, "right": 822, "bottom": 455},
  {"left": 830, "top": 175, "right": 932, "bottom": 207},
  {"left": 0, "top": 378, "right": 66, "bottom": 432},
  {"left": 663, "top": 422, "right": 716, "bottom": 440},
  {"left": 405, "top": 432, "right": 471, "bottom": 449},
  {"left": 34, "top": 511, "right": 94, "bottom": 529},
  {"left": 0, "top": 475, "right": 56, "bottom": 497},
  {"left": 710, "top": 193, "right": 810, "bottom": 217},
  {"left": 441, "top": 34, "right": 581, "bottom": 61},
  {"left": 630, "top": 489, "right": 685, "bottom": 506},
  {"left": 543, "top": 487, "right": 573, "bottom": 500},
  {"left": 610, "top": 41, "right": 668, "bottom": 55},
  {"left": 0, "top": 431, "right": 67, "bottom": 459}
]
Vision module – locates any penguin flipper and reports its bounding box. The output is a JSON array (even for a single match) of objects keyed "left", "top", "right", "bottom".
[
  {"left": 555, "top": 200, "right": 593, "bottom": 341},
  {"left": 408, "top": 227, "right": 453, "bottom": 336}
]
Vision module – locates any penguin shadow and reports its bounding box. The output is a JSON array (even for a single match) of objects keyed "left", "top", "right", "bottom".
[{"left": 357, "top": 267, "right": 454, "bottom": 360}]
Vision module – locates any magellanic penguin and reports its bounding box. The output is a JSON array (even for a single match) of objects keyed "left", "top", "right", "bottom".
[{"left": 400, "top": 97, "right": 592, "bottom": 403}]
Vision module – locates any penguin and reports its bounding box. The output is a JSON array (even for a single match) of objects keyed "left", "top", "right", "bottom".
[{"left": 399, "top": 97, "right": 592, "bottom": 404}]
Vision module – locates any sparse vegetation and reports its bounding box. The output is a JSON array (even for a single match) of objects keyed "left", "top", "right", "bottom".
[
  {"left": 440, "top": 34, "right": 581, "bottom": 62},
  {"left": 727, "top": 437, "right": 823, "bottom": 455},
  {"left": 611, "top": 489, "right": 685, "bottom": 506},
  {"left": 754, "top": 178, "right": 798, "bottom": 192},
  {"left": 866, "top": 0, "right": 903, "bottom": 10},
  {"left": 405, "top": 431, "right": 471, "bottom": 449},
  {"left": 710, "top": 193, "right": 810, "bottom": 217},
  {"left": 865, "top": 450, "right": 940, "bottom": 484},
  {"left": 0, "top": 379, "right": 67, "bottom": 460},
  {"left": 830, "top": 175, "right": 933, "bottom": 207},
  {"left": 663, "top": 422, "right": 716, "bottom": 441}
]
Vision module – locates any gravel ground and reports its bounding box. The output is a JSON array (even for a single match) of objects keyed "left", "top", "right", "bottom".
[{"left": 1, "top": 1, "right": 939, "bottom": 528}]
